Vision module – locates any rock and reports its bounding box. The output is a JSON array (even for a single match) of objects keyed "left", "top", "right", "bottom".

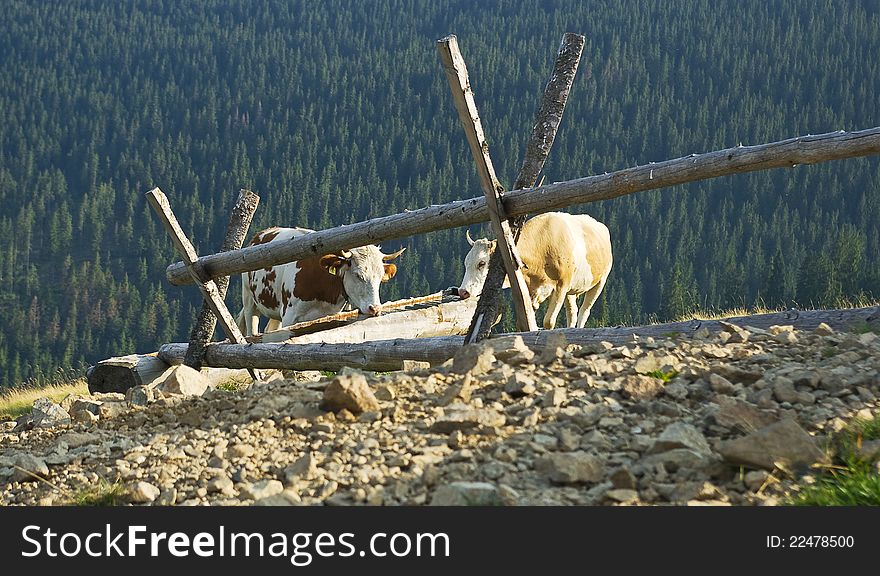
[
  {"left": 538, "top": 332, "right": 567, "bottom": 364},
  {"left": 610, "top": 466, "right": 637, "bottom": 489},
  {"left": 649, "top": 422, "right": 712, "bottom": 455},
  {"left": 253, "top": 489, "right": 302, "bottom": 506},
  {"left": 32, "top": 397, "right": 71, "bottom": 428},
  {"left": 57, "top": 431, "right": 99, "bottom": 449},
  {"left": 240, "top": 479, "right": 284, "bottom": 501},
  {"left": 127, "top": 481, "right": 160, "bottom": 503},
  {"left": 284, "top": 453, "right": 319, "bottom": 483},
  {"left": 536, "top": 451, "right": 604, "bottom": 484},
  {"left": 159, "top": 365, "right": 210, "bottom": 397},
  {"left": 430, "top": 482, "right": 503, "bottom": 506},
  {"left": 227, "top": 443, "right": 255, "bottom": 459},
  {"left": 542, "top": 388, "right": 566, "bottom": 407},
  {"left": 126, "top": 385, "right": 156, "bottom": 406},
  {"left": 853, "top": 439, "right": 880, "bottom": 462},
  {"left": 621, "top": 374, "right": 665, "bottom": 401},
  {"left": 708, "top": 374, "right": 735, "bottom": 394},
  {"left": 663, "top": 380, "right": 688, "bottom": 399},
  {"left": 605, "top": 488, "right": 639, "bottom": 504},
  {"left": 505, "top": 373, "right": 536, "bottom": 397},
  {"left": 320, "top": 372, "right": 380, "bottom": 414},
  {"left": 451, "top": 344, "right": 496, "bottom": 375},
  {"left": 439, "top": 374, "right": 473, "bottom": 406},
  {"left": 814, "top": 323, "right": 834, "bottom": 336},
  {"left": 488, "top": 335, "right": 536, "bottom": 365},
  {"left": 11, "top": 454, "right": 49, "bottom": 483},
  {"left": 430, "top": 404, "right": 505, "bottom": 433},
  {"left": 717, "top": 419, "right": 828, "bottom": 471},
  {"left": 743, "top": 470, "right": 770, "bottom": 491},
  {"left": 771, "top": 377, "right": 799, "bottom": 404},
  {"left": 402, "top": 360, "right": 431, "bottom": 372},
  {"left": 713, "top": 397, "right": 778, "bottom": 432},
  {"left": 375, "top": 385, "right": 396, "bottom": 401},
  {"left": 208, "top": 476, "right": 236, "bottom": 497}
]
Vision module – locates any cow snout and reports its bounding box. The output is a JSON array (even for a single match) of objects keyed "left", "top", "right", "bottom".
[
  {"left": 366, "top": 304, "right": 382, "bottom": 316},
  {"left": 458, "top": 288, "right": 470, "bottom": 299}
]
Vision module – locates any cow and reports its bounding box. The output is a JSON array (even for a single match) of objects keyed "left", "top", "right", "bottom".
[
  {"left": 236, "top": 226, "right": 405, "bottom": 336},
  {"left": 457, "top": 212, "right": 612, "bottom": 329}
]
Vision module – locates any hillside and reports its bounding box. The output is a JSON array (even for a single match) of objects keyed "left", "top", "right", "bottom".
[
  {"left": 2, "top": 319, "right": 878, "bottom": 506},
  {"left": 1, "top": 0, "right": 879, "bottom": 386}
]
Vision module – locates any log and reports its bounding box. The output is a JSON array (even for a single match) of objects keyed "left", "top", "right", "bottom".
[
  {"left": 156, "top": 306, "right": 879, "bottom": 372},
  {"left": 87, "top": 353, "right": 266, "bottom": 394},
  {"left": 468, "top": 32, "right": 585, "bottom": 342},
  {"left": 165, "top": 126, "right": 880, "bottom": 287},
  {"left": 184, "top": 189, "right": 260, "bottom": 369},
  {"left": 146, "top": 187, "right": 262, "bottom": 382},
  {"left": 437, "top": 35, "right": 538, "bottom": 333},
  {"left": 87, "top": 353, "right": 173, "bottom": 394},
  {"left": 257, "top": 295, "right": 476, "bottom": 344}
]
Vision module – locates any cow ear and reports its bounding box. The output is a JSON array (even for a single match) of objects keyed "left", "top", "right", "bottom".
[
  {"left": 382, "top": 263, "right": 397, "bottom": 282},
  {"left": 320, "top": 255, "right": 345, "bottom": 275}
]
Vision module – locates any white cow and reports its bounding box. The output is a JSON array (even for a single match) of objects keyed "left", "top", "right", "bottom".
[
  {"left": 236, "top": 226, "right": 405, "bottom": 336},
  {"left": 457, "top": 212, "right": 612, "bottom": 329}
]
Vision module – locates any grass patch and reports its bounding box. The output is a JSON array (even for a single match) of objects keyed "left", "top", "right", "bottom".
[
  {"left": 320, "top": 370, "right": 337, "bottom": 379},
  {"left": 68, "top": 478, "right": 126, "bottom": 506},
  {"left": 645, "top": 369, "right": 678, "bottom": 382},
  {"left": 850, "top": 320, "right": 880, "bottom": 335},
  {"left": 216, "top": 379, "right": 247, "bottom": 392},
  {"left": 0, "top": 379, "right": 88, "bottom": 420},
  {"left": 787, "top": 417, "right": 880, "bottom": 506}
]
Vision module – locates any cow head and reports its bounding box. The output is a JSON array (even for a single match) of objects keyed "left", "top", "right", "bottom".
[
  {"left": 320, "top": 246, "right": 405, "bottom": 316},
  {"left": 457, "top": 230, "right": 496, "bottom": 299}
]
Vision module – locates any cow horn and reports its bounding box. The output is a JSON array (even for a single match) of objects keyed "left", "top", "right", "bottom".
[
  {"left": 340, "top": 249, "right": 352, "bottom": 259},
  {"left": 382, "top": 247, "right": 406, "bottom": 261},
  {"left": 466, "top": 229, "right": 475, "bottom": 246}
]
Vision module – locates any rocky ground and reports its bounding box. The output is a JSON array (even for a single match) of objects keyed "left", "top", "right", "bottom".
[{"left": 1, "top": 321, "right": 879, "bottom": 506}]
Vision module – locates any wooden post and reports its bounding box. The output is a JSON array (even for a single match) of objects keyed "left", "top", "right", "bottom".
[
  {"left": 164, "top": 126, "right": 880, "bottom": 286},
  {"left": 145, "top": 187, "right": 262, "bottom": 382},
  {"left": 184, "top": 189, "right": 260, "bottom": 370},
  {"left": 437, "top": 34, "right": 538, "bottom": 333},
  {"left": 467, "top": 32, "right": 586, "bottom": 342}
]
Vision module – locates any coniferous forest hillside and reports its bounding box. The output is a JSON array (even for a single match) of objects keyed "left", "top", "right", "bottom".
[{"left": 1, "top": 0, "right": 878, "bottom": 387}]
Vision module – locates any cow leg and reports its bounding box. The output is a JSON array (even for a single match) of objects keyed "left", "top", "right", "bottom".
[
  {"left": 576, "top": 277, "right": 608, "bottom": 328},
  {"left": 265, "top": 318, "right": 281, "bottom": 332},
  {"left": 237, "top": 275, "right": 257, "bottom": 337},
  {"left": 542, "top": 288, "right": 568, "bottom": 330},
  {"left": 564, "top": 294, "right": 579, "bottom": 328}
]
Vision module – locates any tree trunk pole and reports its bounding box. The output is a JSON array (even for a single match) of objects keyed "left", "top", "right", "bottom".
[
  {"left": 164, "top": 126, "right": 880, "bottom": 286},
  {"left": 436, "top": 35, "right": 538, "bottom": 333},
  {"left": 183, "top": 189, "right": 259, "bottom": 369},
  {"left": 467, "top": 32, "right": 586, "bottom": 342}
]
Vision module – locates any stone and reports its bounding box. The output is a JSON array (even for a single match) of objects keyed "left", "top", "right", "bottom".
[
  {"left": 284, "top": 453, "right": 319, "bottom": 483},
  {"left": 451, "top": 344, "right": 496, "bottom": 375},
  {"left": 605, "top": 489, "right": 639, "bottom": 504},
  {"left": 253, "top": 489, "right": 302, "bottom": 506},
  {"left": 771, "top": 377, "right": 799, "bottom": 404},
  {"left": 430, "top": 404, "right": 505, "bottom": 433},
  {"left": 208, "top": 476, "right": 236, "bottom": 497},
  {"left": 505, "top": 373, "right": 536, "bottom": 397},
  {"left": 717, "top": 419, "right": 828, "bottom": 471},
  {"left": 31, "top": 397, "right": 71, "bottom": 428},
  {"left": 536, "top": 451, "right": 604, "bottom": 484},
  {"left": 488, "top": 335, "right": 536, "bottom": 365},
  {"left": 713, "top": 397, "right": 778, "bottom": 432},
  {"left": 240, "top": 479, "right": 284, "bottom": 501},
  {"left": 126, "top": 385, "right": 156, "bottom": 406},
  {"left": 402, "top": 360, "right": 431, "bottom": 372},
  {"left": 127, "top": 481, "right": 160, "bottom": 503},
  {"left": 708, "top": 374, "right": 735, "bottom": 394},
  {"left": 649, "top": 422, "right": 712, "bottom": 455},
  {"left": 539, "top": 332, "right": 567, "bottom": 364},
  {"left": 11, "top": 454, "right": 49, "bottom": 483},
  {"left": 743, "top": 470, "right": 770, "bottom": 491},
  {"left": 320, "top": 372, "right": 380, "bottom": 414},
  {"left": 429, "top": 482, "right": 503, "bottom": 506},
  {"left": 159, "top": 365, "right": 210, "bottom": 397},
  {"left": 621, "top": 374, "right": 665, "bottom": 401},
  {"left": 610, "top": 466, "right": 637, "bottom": 489},
  {"left": 663, "top": 381, "right": 689, "bottom": 400},
  {"left": 814, "top": 323, "right": 834, "bottom": 336},
  {"left": 227, "top": 443, "right": 255, "bottom": 459},
  {"left": 542, "top": 388, "right": 566, "bottom": 407}
]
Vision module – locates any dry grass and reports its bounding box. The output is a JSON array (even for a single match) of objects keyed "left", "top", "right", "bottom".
[{"left": 0, "top": 379, "right": 88, "bottom": 421}]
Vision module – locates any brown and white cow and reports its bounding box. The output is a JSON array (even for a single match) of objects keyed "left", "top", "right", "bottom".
[
  {"left": 457, "top": 212, "right": 612, "bottom": 329},
  {"left": 236, "top": 226, "right": 405, "bottom": 336}
]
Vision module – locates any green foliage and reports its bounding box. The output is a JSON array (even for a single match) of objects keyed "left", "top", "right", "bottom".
[
  {"left": 788, "top": 418, "right": 880, "bottom": 506},
  {"left": 644, "top": 369, "right": 678, "bottom": 382},
  {"left": 69, "top": 478, "right": 126, "bottom": 507},
  {"left": 0, "top": 1, "right": 878, "bottom": 386}
]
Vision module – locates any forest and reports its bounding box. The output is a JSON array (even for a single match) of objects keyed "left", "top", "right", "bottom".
[{"left": 0, "top": 0, "right": 878, "bottom": 387}]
